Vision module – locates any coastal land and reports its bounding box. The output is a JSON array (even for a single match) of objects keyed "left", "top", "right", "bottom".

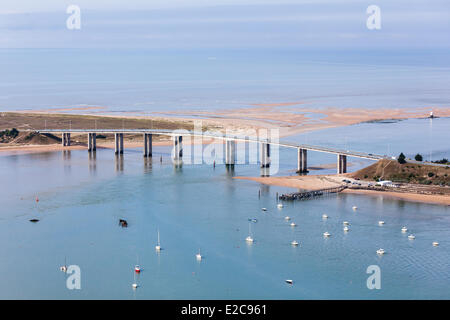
[
  {"left": 236, "top": 160, "right": 450, "bottom": 206},
  {"left": 1, "top": 106, "right": 450, "bottom": 206},
  {"left": 2, "top": 104, "right": 450, "bottom": 153}
]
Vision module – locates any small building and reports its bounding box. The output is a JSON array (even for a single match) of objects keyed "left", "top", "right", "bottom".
[{"left": 377, "top": 180, "right": 393, "bottom": 187}]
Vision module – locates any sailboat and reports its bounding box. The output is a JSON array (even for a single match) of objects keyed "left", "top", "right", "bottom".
[
  {"left": 132, "top": 271, "right": 138, "bottom": 289},
  {"left": 196, "top": 249, "right": 202, "bottom": 261},
  {"left": 60, "top": 257, "right": 67, "bottom": 273},
  {"left": 155, "top": 229, "right": 161, "bottom": 252},
  {"left": 134, "top": 255, "right": 141, "bottom": 273},
  {"left": 246, "top": 222, "right": 254, "bottom": 243}
]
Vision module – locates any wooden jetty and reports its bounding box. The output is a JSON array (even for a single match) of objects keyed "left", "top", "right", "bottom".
[{"left": 279, "top": 186, "right": 347, "bottom": 201}]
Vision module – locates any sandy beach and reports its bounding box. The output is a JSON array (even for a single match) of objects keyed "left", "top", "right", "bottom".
[
  {"left": 2, "top": 105, "right": 449, "bottom": 156},
  {"left": 0, "top": 137, "right": 219, "bottom": 156},
  {"left": 5, "top": 105, "right": 450, "bottom": 139},
  {"left": 341, "top": 188, "right": 450, "bottom": 206},
  {"left": 149, "top": 105, "right": 450, "bottom": 138},
  {"left": 235, "top": 175, "right": 450, "bottom": 206}
]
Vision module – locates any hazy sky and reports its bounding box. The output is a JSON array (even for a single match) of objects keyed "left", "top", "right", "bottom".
[{"left": 1, "top": 0, "right": 449, "bottom": 49}]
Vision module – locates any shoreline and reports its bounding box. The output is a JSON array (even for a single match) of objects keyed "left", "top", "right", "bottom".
[
  {"left": 341, "top": 188, "right": 450, "bottom": 206},
  {"left": 0, "top": 138, "right": 219, "bottom": 156},
  {"left": 2, "top": 106, "right": 450, "bottom": 155},
  {"left": 235, "top": 175, "right": 450, "bottom": 206}
]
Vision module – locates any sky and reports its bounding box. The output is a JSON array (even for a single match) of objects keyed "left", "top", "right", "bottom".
[{"left": 0, "top": 0, "right": 449, "bottom": 49}]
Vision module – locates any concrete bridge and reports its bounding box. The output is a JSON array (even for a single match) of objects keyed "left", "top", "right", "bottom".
[{"left": 36, "top": 129, "right": 386, "bottom": 174}]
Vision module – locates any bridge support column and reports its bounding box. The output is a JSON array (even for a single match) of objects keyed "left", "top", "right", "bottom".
[
  {"left": 119, "top": 133, "right": 123, "bottom": 154},
  {"left": 337, "top": 154, "right": 347, "bottom": 174},
  {"left": 92, "top": 133, "right": 96, "bottom": 151},
  {"left": 62, "top": 133, "right": 71, "bottom": 147},
  {"left": 143, "top": 134, "right": 152, "bottom": 157},
  {"left": 260, "top": 143, "right": 271, "bottom": 168},
  {"left": 114, "top": 134, "right": 119, "bottom": 154},
  {"left": 225, "top": 140, "right": 236, "bottom": 166},
  {"left": 172, "top": 136, "right": 183, "bottom": 160},
  {"left": 297, "top": 148, "right": 307, "bottom": 173},
  {"left": 87, "top": 133, "right": 91, "bottom": 151},
  {"left": 88, "top": 133, "right": 96, "bottom": 152}
]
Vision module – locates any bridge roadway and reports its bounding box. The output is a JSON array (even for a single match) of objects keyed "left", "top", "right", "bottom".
[{"left": 33, "top": 128, "right": 387, "bottom": 174}]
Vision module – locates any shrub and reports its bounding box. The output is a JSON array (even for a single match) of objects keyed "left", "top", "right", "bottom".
[
  {"left": 428, "top": 172, "right": 434, "bottom": 177},
  {"left": 414, "top": 154, "right": 423, "bottom": 161},
  {"left": 398, "top": 153, "right": 406, "bottom": 164}
]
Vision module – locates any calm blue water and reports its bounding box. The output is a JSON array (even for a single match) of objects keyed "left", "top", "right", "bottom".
[
  {"left": 1, "top": 48, "right": 450, "bottom": 112},
  {"left": 0, "top": 118, "right": 449, "bottom": 299}
]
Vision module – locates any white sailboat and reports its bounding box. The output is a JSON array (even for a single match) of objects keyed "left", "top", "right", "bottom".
[
  {"left": 155, "top": 229, "right": 161, "bottom": 252},
  {"left": 132, "top": 271, "right": 138, "bottom": 289},
  {"left": 196, "top": 249, "right": 202, "bottom": 261},
  {"left": 246, "top": 222, "right": 254, "bottom": 243},
  {"left": 60, "top": 257, "right": 67, "bottom": 273}
]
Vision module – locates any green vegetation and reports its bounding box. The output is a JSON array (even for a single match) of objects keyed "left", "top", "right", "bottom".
[
  {"left": 352, "top": 159, "right": 450, "bottom": 186},
  {"left": 397, "top": 152, "right": 406, "bottom": 164},
  {"left": 0, "top": 128, "right": 19, "bottom": 142},
  {"left": 414, "top": 153, "right": 423, "bottom": 161},
  {"left": 0, "top": 128, "right": 19, "bottom": 138},
  {"left": 433, "top": 158, "right": 450, "bottom": 165}
]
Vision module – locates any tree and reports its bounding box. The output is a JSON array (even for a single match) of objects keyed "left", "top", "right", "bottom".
[
  {"left": 414, "top": 153, "right": 423, "bottom": 162},
  {"left": 398, "top": 153, "right": 406, "bottom": 164}
]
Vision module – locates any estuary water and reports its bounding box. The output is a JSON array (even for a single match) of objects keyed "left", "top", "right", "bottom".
[{"left": 0, "top": 118, "right": 449, "bottom": 299}]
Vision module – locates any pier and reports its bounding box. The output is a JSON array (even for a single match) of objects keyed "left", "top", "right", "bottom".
[
  {"left": 36, "top": 129, "right": 386, "bottom": 175},
  {"left": 278, "top": 186, "right": 347, "bottom": 201}
]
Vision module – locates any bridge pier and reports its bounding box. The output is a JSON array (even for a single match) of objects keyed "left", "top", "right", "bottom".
[
  {"left": 87, "top": 133, "right": 96, "bottom": 152},
  {"left": 337, "top": 154, "right": 347, "bottom": 174},
  {"left": 61, "top": 133, "right": 71, "bottom": 147},
  {"left": 172, "top": 136, "right": 183, "bottom": 160},
  {"left": 260, "top": 143, "right": 270, "bottom": 168},
  {"left": 297, "top": 148, "right": 308, "bottom": 173},
  {"left": 114, "top": 133, "right": 124, "bottom": 154},
  {"left": 225, "top": 140, "right": 236, "bottom": 166},
  {"left": 143, "top": 133, "right": 152, "bottom": 157}
]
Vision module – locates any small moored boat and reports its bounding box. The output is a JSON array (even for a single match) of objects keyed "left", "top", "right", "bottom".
[
  {"left": 155, "top": 229, "right": 161, "bottom": 252},
  {"left": 323, "top": 232, "right": 331, "bottom": 237},
  {"left": 291, "top": 240, "right": 299, "bottom": 246},
  {"left": 376, "top": 248, "right": 385, "bottom": 255},
  {"left": 408, "top": 234, "right": 415, "bottom": 240}
]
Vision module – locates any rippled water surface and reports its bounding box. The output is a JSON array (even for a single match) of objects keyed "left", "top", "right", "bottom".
[{"left": 0, "top": 135, "right": 449, "bottom": 299}]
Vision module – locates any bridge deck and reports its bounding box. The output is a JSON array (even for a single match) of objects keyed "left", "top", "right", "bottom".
[{"left": 33, "top": 129, "right": 386, "bottom": 160}]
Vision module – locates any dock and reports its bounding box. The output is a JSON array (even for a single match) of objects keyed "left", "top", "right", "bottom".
[{"left": 278, "top": 186, "right": 347, "bottom": 201}]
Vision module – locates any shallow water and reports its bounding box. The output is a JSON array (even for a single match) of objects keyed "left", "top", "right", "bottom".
[{"left": 0, "top": 137, "right": 449, "bottom": 299}]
